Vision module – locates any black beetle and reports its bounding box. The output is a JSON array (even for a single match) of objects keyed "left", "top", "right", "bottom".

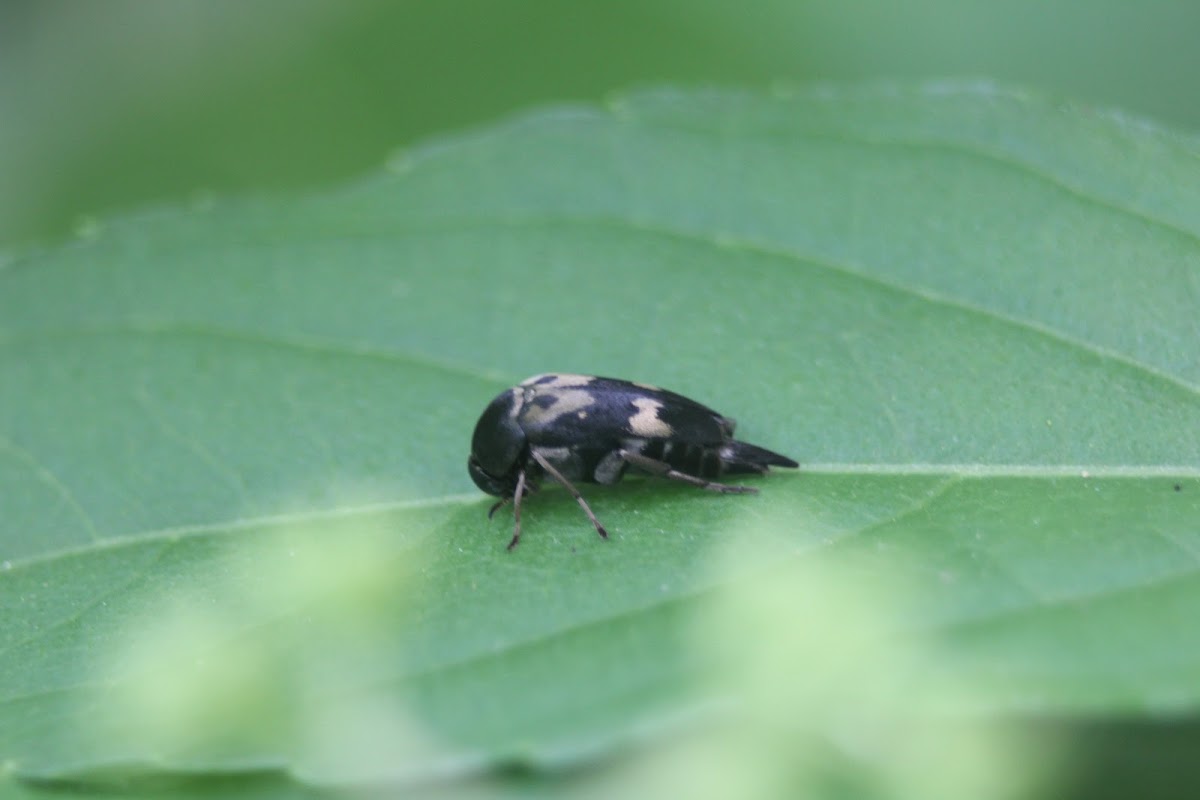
[{"left": 468, "top": 374, "right": 798, "bottom": 549}]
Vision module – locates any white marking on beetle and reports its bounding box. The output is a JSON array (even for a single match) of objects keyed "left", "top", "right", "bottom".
[
  {"left": 535, "top": 446, "right": 572, "bottom": 462},
  {"left": 521, "top": 388, "right": 596, "bottom": 426},
  {"left": 629, "top": 398, "right": 673, "bottom": 438},
  {"left": 534, "top": 446, "right": 584, "bottom": 479},
  {"left": 520, "top": 373, "right": 596, "bottom": 389},
  {"left": 506, "top": 387, "right": 523, "bottom": 419},
  {"left": 594, "top": 451, "right": 626, "bottom": 484},
  {"left": 577, "top": 410, "right": 588, "bottom": 420}
]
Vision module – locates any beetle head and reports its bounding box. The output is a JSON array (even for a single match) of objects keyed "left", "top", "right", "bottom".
[
  {"left": 468, "top": 388, "right": 527, "bottom": 497},
  {"left": 468, "top": 454, "right": 518, "bottom": 496}
]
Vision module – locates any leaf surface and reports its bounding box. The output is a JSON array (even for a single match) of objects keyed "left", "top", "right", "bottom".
[{"left": 2, "top": 84, "right": 1198, "bottom": 790}]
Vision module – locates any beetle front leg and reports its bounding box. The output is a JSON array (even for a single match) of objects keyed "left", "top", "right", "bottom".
[
  {"left": 506, "top": 468, "right": 527, "bottom": 551},
  {"left": 488, "top": 481, "right": 536, "bottom": 519}
]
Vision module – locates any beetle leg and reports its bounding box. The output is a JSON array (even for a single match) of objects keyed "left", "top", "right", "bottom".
[
  {"left": 506, "top": 468, "right": 527, "bottom": 551},
  {"left": 529, "top": 450, "right": 609, "bottom": 540},
  {"left": 490, "top": 481, "right": 538, "bottom": 519},
  {"left": 620, "top": 449, "right": 758, "bottom": 494}
]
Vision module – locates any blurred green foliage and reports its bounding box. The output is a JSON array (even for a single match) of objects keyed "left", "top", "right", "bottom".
[{"left": 2, "top": 0, "right": 1199, "bottom": 246}]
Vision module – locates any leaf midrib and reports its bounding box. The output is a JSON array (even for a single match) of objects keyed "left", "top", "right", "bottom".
[
  {"left": 0, "top": 494, "right": 480, "bottom": 573},
  {"left": 4, "top": 465, "right": 1199, "bottom": 574}
]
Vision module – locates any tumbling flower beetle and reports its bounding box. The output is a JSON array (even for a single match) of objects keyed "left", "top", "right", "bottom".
[{"left": 468, "top": 374, "right": 798, "bottom": 550}]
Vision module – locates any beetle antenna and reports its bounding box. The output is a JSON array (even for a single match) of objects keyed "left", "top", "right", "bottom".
[{"left": 487, "top": 497, "right": 510, "bottom": 519}]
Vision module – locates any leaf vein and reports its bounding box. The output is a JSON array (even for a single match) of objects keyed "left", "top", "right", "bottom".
[
  {"left": 616, "top": 102, "right": 1200, "bottom": 252},
  {"left": 0, "top": 323, "right": 512, "bottom": 387},
  {"left": 0, "top": 433, "right": 100, "bottom": 544}
]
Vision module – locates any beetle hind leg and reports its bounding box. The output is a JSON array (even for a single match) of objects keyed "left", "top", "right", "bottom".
[{"left": 620, "top": 449, "right": 758, "bottom": 494}]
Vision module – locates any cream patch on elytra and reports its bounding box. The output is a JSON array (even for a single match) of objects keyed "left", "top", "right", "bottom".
[
  {"left": 521, "top": 388, "right": 596, "bottom": 426},
  {"left": 520, "top": 373, "right": 596, "bottom": 389},
  {"left": 628, "top": 398, "right": 673, "bottom": 438},
  {"left": 506, "top": 387, "right": 523, "bottom": 419}
]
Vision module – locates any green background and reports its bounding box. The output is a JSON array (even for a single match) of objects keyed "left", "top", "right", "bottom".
[
  {"left": 2, "top": 0, "right": 1199, "bottom": 246},
  {"left": 3, "top": 3, "right": 1200, "bottom": 799}
]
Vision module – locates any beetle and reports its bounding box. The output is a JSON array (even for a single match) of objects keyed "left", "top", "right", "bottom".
[{"left": 468, "top": 373, "right": 798, "bottom": 549}]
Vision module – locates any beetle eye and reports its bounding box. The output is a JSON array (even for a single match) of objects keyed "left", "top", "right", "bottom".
[{"left": 468, "top": 454, "right": 511, "bottom": 497}]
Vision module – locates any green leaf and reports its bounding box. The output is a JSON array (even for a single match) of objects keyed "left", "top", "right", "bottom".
[{"left": 2, "top": 83, "right": 1199, "bottom": 795}]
